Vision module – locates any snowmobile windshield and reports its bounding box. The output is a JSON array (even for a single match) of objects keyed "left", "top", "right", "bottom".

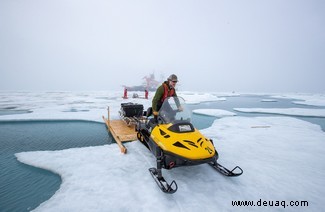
[{"left": 159, "top": 97, "right": 191, "bottom": 124}]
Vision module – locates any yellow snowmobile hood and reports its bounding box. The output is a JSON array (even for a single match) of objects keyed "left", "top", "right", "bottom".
[{"left": 150, "top": 123, "right": 216, "bottom": 160}]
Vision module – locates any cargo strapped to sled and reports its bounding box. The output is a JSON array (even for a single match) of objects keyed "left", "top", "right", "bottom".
[{"left": 120, "top": 103, "right": 144, "bottom": 118}]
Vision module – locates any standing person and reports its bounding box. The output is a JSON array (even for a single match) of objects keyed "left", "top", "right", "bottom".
[
  {"left": 152, "top": 74, "right": 179, "bottom": 119},
  {"left": 145, "top": 89, "right": 148, "bottom": 99}
]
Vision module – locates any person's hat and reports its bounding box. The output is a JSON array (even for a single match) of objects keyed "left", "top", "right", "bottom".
[{"left": 167, "top": 74, "right": 178, "bottom": 82}]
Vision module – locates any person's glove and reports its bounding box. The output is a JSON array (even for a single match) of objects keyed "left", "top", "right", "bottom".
[{"left": 178, "top": 106, "right": 183, "bottom": 112}]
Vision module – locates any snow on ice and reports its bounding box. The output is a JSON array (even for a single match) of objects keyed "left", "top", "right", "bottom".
[
  {"left": 192, "top": 109, "right": 236, "bottom": 117},
  {"left": 270, "top": 93, "right": 325, "bottom": 107},
  {"left": 261, "top": 99, "right": 278, "bottom": 102},
  {"left": 1, "top": 91, "right": 325, "bottom": 211},
  {"left": 234, "top": 108, "right": 325, "bottom": 118}
]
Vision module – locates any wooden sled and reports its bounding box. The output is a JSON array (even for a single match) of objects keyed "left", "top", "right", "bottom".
[{"left": 102, "top": 106, "right": 138, "bottom": 154}]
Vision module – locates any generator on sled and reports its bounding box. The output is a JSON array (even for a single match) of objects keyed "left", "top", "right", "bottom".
[{"left": 135, "top": 96, "right": 243, "bottom": 193}]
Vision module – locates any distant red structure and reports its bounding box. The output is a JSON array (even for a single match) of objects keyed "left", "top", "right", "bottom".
[
  {"left": 123, "top": 88, "right": 128, "bottom": 99},
  {"left": 123, "top": 73, "right": 160, "bottom": 92}
]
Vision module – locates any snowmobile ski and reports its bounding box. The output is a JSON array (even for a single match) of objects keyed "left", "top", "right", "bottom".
[
  {"left": 149, "top": 168, "right": 178, "bottom": 194},
  {"left": 209, "top": 161, "right": 243, "bottom": 177}
]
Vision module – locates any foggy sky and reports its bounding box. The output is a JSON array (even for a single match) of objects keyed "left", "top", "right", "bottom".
[{"left": 1, "top": 0, "right": 324, "bottom": 93}]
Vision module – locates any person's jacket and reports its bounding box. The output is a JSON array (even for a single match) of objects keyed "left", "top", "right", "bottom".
[{"left": 152, "top": 81, "right": 177, "bottom": 113}]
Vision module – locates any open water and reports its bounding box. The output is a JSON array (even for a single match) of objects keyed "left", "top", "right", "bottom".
[
  {"left": 1, "top": 95, "right": 324, "bottom": 211},
  {"left": 0, "top": 121, "right": 112, "bottom": 212}
]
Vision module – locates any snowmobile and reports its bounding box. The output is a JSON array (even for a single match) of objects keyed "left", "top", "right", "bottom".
[{"left": 135, "top": 96, "right": 243, "bottom": 193}]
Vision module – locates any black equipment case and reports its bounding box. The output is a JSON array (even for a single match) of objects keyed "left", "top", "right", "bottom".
[{"left": 121, "top": 103, "right": 144, "bottom": 117}]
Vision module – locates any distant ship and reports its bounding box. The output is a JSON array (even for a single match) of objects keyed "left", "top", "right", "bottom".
[{"left": 124, "top": 73, "right": 160, "bottom": 91}]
